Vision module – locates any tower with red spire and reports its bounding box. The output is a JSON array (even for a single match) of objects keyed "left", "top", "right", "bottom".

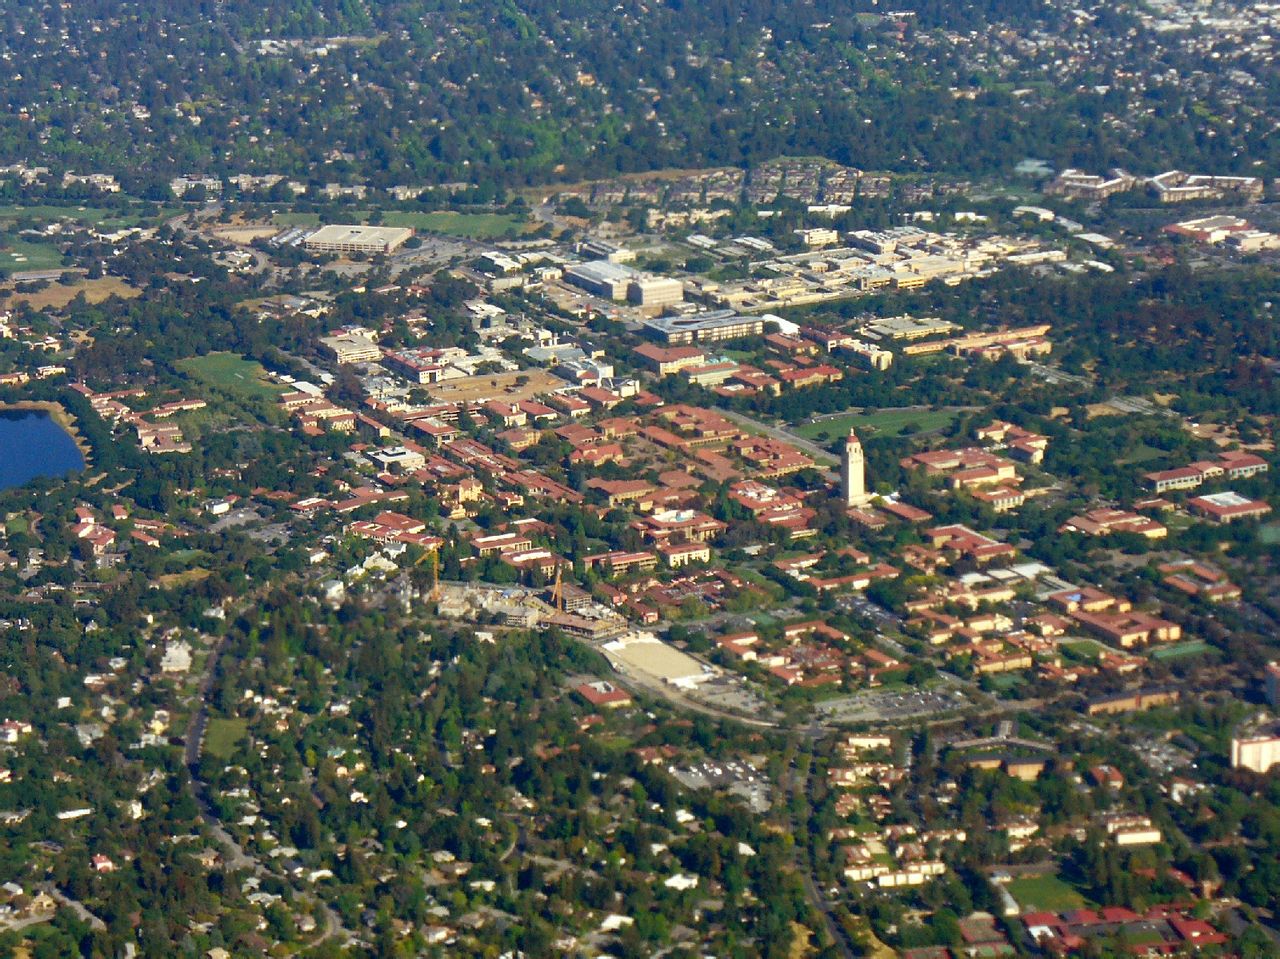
[{"left": 842, "top": 430, "right": 868, "bottom": 507}]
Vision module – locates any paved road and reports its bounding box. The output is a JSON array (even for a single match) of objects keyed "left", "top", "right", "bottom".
[
  {"left": 184, "top": 626, "right": 356, "bottom": 949},
  {"left": 718, "top": 409, "right": 840, "bottom": 474},
  {"left": 0, "top": 910, "right": 54, "bottom": 933},
  {"left": 805, "top": 404, "right": 982, "bottom": 425},
  {"left": 42, "top": 886, "right": 106, "bottom": 931},
  {"left": 787, "top": 759, "right": 857, "bottom": 959},
  {"left": 1222, "top": 903, "right": 1280, "bottom": 949},
  {"left": 185, "top": 635, "right": 265, "bottom": 875}
]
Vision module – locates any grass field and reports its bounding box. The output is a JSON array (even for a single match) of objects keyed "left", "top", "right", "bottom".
[
  {"left": 271, "top": 211, "right": 324, "bottom": 227},
  {"left": 1259, "top": 523, "right": 1280, "bottom": 545},
  {"left": 268, "top": 209, "right": 530, "bottom": 238},
  {"left": 1061, "top": 639, "right": 1109, "bottom": 661},
  {"left": 1, "top": 275, "right": 139, "bottom": 310},
  {"left": 166, "top": 548, "right": 208, "bottom": 564},
  {"left": 1005, "top": 874, "right": 1089, "bottom": 912},
  {"left": 204, "top": 718, "right": 248, "bottom": 760},
  {"left": 1151, "top": 640, "right": 1214, "bottom": 661},
  {"left": 987, "top": 672, "right": 1026, "bottom": 692},
  {"left": 795, "top": 408, "right": 959, "bottom": 442},
  {"left": 0, "top": 204, "right": 180, "bottom": 228},
  {"left": 177, "top": 352, "right": 286, "bottom": 402},
  {"left": 1117, "top": 444, "right": 1166, "bottom": 466},
  {"left": 0, "top": 240, "right": 65, "bottom": 274},
  {"left": 381, "top": 210, "right": 530, "bottom": 237},
  {"left": 156, "top": 569, "right": 211, "bottom": 589}
]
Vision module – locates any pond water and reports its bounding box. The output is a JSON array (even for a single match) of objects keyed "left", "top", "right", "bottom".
[{"left": 0, "top": 410, "right": 86, "bottom": 490}]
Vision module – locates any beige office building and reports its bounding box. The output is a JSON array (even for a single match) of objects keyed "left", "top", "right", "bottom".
[{"left": 305, "top": 224, "right": 414, "bottom": 255}]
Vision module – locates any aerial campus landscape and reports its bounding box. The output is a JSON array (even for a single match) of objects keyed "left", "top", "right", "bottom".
[{"left": 3, "top": 1, "right": 1280, "bottom": 958}]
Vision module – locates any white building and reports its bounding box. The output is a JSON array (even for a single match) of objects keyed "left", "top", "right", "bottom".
[
  {"left": 305, "top": 225, "right": 414, "bottom": 255},
  {"left": 1232, "top": 730, "right": 1280, "bottom": 774},
  {"left": 627, "top": 276, "right": 684, "bottom": 308},
  {"left": 170, "top": 175, "right": 223, "bottom": 197},
  {"left": 842, "top": 431, "right": 869, "bottom": 507},
  {"left": 563, "top": 260, "right": 640, "bottom": 300},
  {"left": 320, "top": 332, "right": 383, "bottom": 365}
]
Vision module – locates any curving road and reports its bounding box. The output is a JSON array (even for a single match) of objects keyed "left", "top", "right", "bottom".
[{"left": 184, "top": 629, "right": 356, "bottom": 950}]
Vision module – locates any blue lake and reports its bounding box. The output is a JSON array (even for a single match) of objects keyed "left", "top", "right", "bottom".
[{"left": 0, "top": 410, "right": 86, "bottom": 490}]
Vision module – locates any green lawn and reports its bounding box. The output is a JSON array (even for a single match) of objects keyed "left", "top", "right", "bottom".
[
  {"left": 1258, "top": 523, "right": 1280, "bottom": 545},
  {"left": 1061, "top": 639, "right": 1109, "bottom": 662},
  {"left": 166, "top": 548, "right": 209, "bottom": 565},
  {"left": 177, "top": 352, "right": 287, "bottom": 402},
  {"left": 1005, "top": 874, "right": 1090, "bottom": 912},
  {"left": 0, "top": 239, "right": 66, "bottom": 274},
  {"left": 0, "top": 204, "right": 180, "bottom": 228},
  {"left": 1151, "top": 640, "right": 1213, "bottom": 661},
  {"left": 986, "top": 672, "right": 1026, "bottom": 692},
  {"left": 204, "top": 718, "right": 248, "bottom": 760},
  {"left": 271, "top": 211, "right": 324, "bottom": 227},
  {"left": 795, "top": 408, "right": 959, "bottom": 442},
  {"left": 381, "top": 210, "right": 530, "bottom": 237},
  {"left": 1116, "top": 444, "right": 1166, "bottom": 466}
]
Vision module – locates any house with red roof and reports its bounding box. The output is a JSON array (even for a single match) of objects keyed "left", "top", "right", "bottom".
[{"left": 575, "top": 680, "right": 632, "bottom": 709}]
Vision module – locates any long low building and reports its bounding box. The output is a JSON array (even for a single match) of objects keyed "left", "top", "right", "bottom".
[
  {"left": 563, "top": 260, "right": 640, "bottom": 299},
  {"left": 1187, "top": 491, "right": 1272, "bottom": 524},
  {"left": 305, "top": 224, "right": 414, "bottom": 254},
  {"left": 562, "top": 260, "right": 684, "bottom": 307},
  {"left": 642, "top": 310, "right": 766, "bottom": 345}
]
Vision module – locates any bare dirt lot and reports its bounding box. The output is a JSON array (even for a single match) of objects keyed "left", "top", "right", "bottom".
[
  {"left": 426, "top": 369, "right": 568, "bottom": 405},
  {"left": 209, "top": 225, "right": 281, "bottom": 245}
]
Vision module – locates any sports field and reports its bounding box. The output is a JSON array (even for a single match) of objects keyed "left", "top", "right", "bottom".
[
  {"left": 381, "top": 210, "right": 530, "bottom": 237},
  {"left": 795, "top": 408, "right": 959, "bottom": 441},
  {"left": 177, "top": 352, "right": 286, "bottom": 402},
  {"left": 1005, "top": 874, "right": 1089, "bottom": 912},
  {"left": 1151, "top": 640, "right": 1213, "bottom": 661}
]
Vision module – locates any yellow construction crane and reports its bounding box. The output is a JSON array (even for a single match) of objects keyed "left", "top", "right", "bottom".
[
  {"left": 414, "top": 544, "right": 441, "bottom": 602},
  {"left": 550, "top": 563, "right": 564, "bottom": 612}
]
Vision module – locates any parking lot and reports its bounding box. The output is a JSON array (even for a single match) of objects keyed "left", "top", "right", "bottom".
[
  {"left": 209, "top": 507, "right": 266, "bottom": 533},
  {"left": 670, "top": 759, "right": 772, "bottom": 813},
  {"left": 815, "top": 685, "right": 972, "bottom": 723},
  {"left": 689, "top": 674, "right": 778, "bottom": 722}
]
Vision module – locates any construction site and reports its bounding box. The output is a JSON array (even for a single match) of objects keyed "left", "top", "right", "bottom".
[{"left": 434, "top": 577, "right": 629, "bottom": 640}]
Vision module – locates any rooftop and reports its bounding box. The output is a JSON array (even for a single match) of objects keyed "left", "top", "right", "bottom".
[{"left": 306, "top": 224, "right": 414, "bottom": 246}]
